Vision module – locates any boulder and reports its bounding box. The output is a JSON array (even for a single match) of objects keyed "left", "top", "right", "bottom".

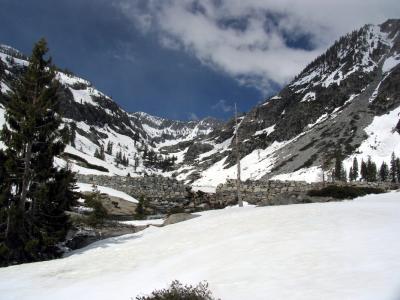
[{"left": 163, "top": 213, "right": 199, "bottom": 226}]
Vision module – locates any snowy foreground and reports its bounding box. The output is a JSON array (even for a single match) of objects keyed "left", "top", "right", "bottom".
[{"left": 1, "top": 193, "right": 400, "bottom": 300}]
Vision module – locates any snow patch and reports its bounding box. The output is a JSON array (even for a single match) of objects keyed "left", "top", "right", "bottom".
[
  {"left": 76, "top": 182, "right": 138, "bottom": 203},
  {"left": 300, "top": 92, "right": 316, "bottom": 103},
  {"left": 382, "top": 54, "right": 400, "bottom": 73},
  {"left": 254, "top": 124, "right": 276, "bottom": 136},
  {"left": 271, "top": 166, "right": 323, "bottom": 183}
]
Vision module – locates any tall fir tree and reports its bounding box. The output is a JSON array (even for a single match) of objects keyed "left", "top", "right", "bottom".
[
  {"left": 360, "top": 159, "right": 367, "bottom": 181},
  {"left": 0, "top": 39, "right": 77, "bottom": 266},
  {"left": 106, "top": 141, "right": 113, "bottom": 155},
  {"left": 379, "top": 161, "right": 389, "bottom": 182},
  {"left": 349, "top": 167, "right": 354, "bottom": 181},
  {"left": 352, "top": 157, "right": 359, "bottom": 181},
  {"left": 366, "top": 156, "right": 377, "bottom": 182},
  {"left": 396, "top": 158, "right": 400, "bottom": 183},
  {"left": 333, "top": 148, "right": 346, "bottom": 182},
  {"left": 390, "top": 152, "right": 397, "bottom": 183}
]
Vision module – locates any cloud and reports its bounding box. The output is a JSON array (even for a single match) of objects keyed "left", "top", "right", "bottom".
[
  {"left": 212, "top": 99, "right": 234, "bottom": 113},
  {"left": 115, "top": 0, "right": 400, "bottom": 94}
]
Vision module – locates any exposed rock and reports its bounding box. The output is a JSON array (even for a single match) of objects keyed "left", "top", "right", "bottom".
[{"left": 163, "top": 213, "right": 199, "bottom": 226}]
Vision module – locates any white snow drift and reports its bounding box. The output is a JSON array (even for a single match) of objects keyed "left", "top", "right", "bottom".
[{"left": 1, "top": 192, "right": 400, "bottom": 300}]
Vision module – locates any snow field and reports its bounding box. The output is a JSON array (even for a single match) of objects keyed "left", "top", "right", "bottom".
[{"left": 1, "top": 192, "right": 400, "bottom": 300}]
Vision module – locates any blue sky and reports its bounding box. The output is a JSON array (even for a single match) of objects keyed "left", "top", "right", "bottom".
[{"left": 0, "top": 0, "right": 398, "bottom": 120}]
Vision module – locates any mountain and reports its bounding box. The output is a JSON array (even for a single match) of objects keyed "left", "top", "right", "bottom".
[
  {"left": 169, "top": 19, "right": 400, "bottom": 189},
  {"left": 1, "top": 19, "right": 400, "bottom": 190},
  {"left": 0, "top": 46, "right": 220, "bottom": 177},
  {"left": 129, "top": 111, "right": 222, "bottom": 147}
]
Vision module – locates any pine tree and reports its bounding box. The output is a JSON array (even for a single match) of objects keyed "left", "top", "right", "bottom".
[
  {"left": 390, "top": 152, "right": 397, "bottom": 182},
  {"left": 333, "top": 149, "right": 346, "bottom": 181},
  {"left": 352, "top": 157, "right": 359, "bottom": 181},
  {"left": 396, "top": 158, "right": 400, "bottom": 183},
  {"left": 135, "top": 195, "right": 147, "bottom": 219},
  {"left": 85, "top": 185, "right": 108, "bottom": 227},
  {"left": 99, "top": 145, "right": 105, "bottom": 160},
  {"left": 349, "top": 167, "right": 354, "bottom": 181},
  {"left": 366, "top": 156, "right": 377, "bottom": 182},
  {"left": 95, "top": 145, "right": 105, "bottom": 160},
  {"left": 360, "top": 159, "right": 367, "bottom": 181},
  {"left": 94, "top": 148, "right": 101, "bottom": 159},
  {"left": 69, "top": 123, "right": 76, "bottom": 147},
  {"left": 106, "top": 141, "right": 113, "bottom": 155},
  {"left": 0, "top": 39, "right": 77, "bottom": 265},
  {"left": 379, "top": 161, "right": 389, "bottom": 182}
]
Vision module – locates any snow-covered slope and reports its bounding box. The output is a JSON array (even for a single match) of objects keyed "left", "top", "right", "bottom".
[
  {"left": 130, "top": 111, "right": 222, "bottom": 148},
  {"left": 0, "top": 44, "right": 220, "bottom": 178},
  {"left": 175, "top": 19, "right": 400, "bottom": 188},
  {"left": 1, "top": 192, "right": 400, "bottom": 300},
  {"left": 1, "top": 19, "right": 400, "bottom": 189}
]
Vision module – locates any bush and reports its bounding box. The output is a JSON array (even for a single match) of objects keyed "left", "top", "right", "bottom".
[
  {"left": 85, "top": 191, "right": 108, "bottom": 226},
  {"left": 135, "top": 195, "right": 148, "bottom": 219},
  {"left": 307, "top": 185, "right": 384, "bottom": 199},
  {"left": 136, "top": 281, "right": 218, "bottom": 300}
]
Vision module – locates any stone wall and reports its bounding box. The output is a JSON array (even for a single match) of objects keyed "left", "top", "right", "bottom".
[
  {"left": 76, "top": 174, "right": 398, "bottom": 213},
  {"left": 76, "top": 174, "right": 189, "bottom": 200},
  {"left": 75, "top": 174, "right": 227, "bottom": 214},
  {"left": 216, "top": 179, "right": 398, "bottom": 206}
]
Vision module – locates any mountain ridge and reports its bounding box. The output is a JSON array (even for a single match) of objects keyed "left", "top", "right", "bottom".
[{"left": 1, "top": 19, "right": 400, "bottom": 190}]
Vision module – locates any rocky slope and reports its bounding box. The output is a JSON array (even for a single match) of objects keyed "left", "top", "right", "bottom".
[
  {"left": 1, "top": 19, "right": 399, "bottom": 190},
  {"left": 0, "top": 46, "right": 220, "bottom": 177},
  {"left": 170, "top": 19, "right": 400, "bottom": 189}
]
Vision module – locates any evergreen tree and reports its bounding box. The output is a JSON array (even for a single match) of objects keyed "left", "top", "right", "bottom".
[
  {"left": 134, "top": 154, "right": 139, "bottom": 172},
  {"left": 360, "top": 159, "right": 367, "bottom": 181},
  {"left": 94, "top": 148, "right": 101, "bottom": 159},
  {"left": 135, "top": 195, "right": 147, "bottom": 219},
  {"left": 352, "top": 157, "right": 359, "bottom": 181},
  {"left": 333, "top": 149, "right": 346, "bottom": 181},
  {"left": 0, "top": 39, "right": 77, "bottom": 265},
  {"left": 379, "top": 161, "right": 389, "bottom": 182},
  {"left": 366, "top": 156, "right": 377, "bottom": 182},
  {"left": 106, "top": 141, "right": 113, "bottom": 155},
  {"left": 390, "top": 152, "right": 397, "bottom": 183},
  {"left": 69, "top": 122, "right": 76, "bottom": 147},
  {"left": 85, "top": 185, "right": 108, "bottom": 227},
  {"left": 100, "top": 145, "right": 105, "bottom": 160},
  {"left": 94, "top": 145, "right": 105, "bottom": 160},
  {"left": 396, "top": 158, "right": 400, "bottom": 183},
  {"left": 321, "top": 155, "right": 331, "bottom": 183},
  {"left": 349, "top": 167, "right": 354, "bottom": 181}
]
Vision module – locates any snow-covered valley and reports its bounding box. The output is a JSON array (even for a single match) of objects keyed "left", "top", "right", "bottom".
[
  {"left": 1, "top": 19, "right": 400, "bottom": 189},
  {"left": 1, "top": 192, "right": 400, "bottom": 300}
]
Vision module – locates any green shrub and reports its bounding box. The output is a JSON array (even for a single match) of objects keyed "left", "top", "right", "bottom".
[
  {"left": 307, "top": 185, "right": 384, "bottom": 199},
  {"left": 85, "top": 191, "right": 108, "bottom": 226},
  {"left": 135, "top": 195, "right": 148, "bottom": 219},
  {"left": 136, "top": 280, "right": 218, "bottom": 300}
]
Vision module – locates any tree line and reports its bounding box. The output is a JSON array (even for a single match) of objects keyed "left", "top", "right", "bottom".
[{"left": 332, "top": 151, "right": 400, "bottom": 183}]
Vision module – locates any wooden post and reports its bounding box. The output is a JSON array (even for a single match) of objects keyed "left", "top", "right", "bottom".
[{"left": 235, "top": 103, "right": 243, "bottom": 207}]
